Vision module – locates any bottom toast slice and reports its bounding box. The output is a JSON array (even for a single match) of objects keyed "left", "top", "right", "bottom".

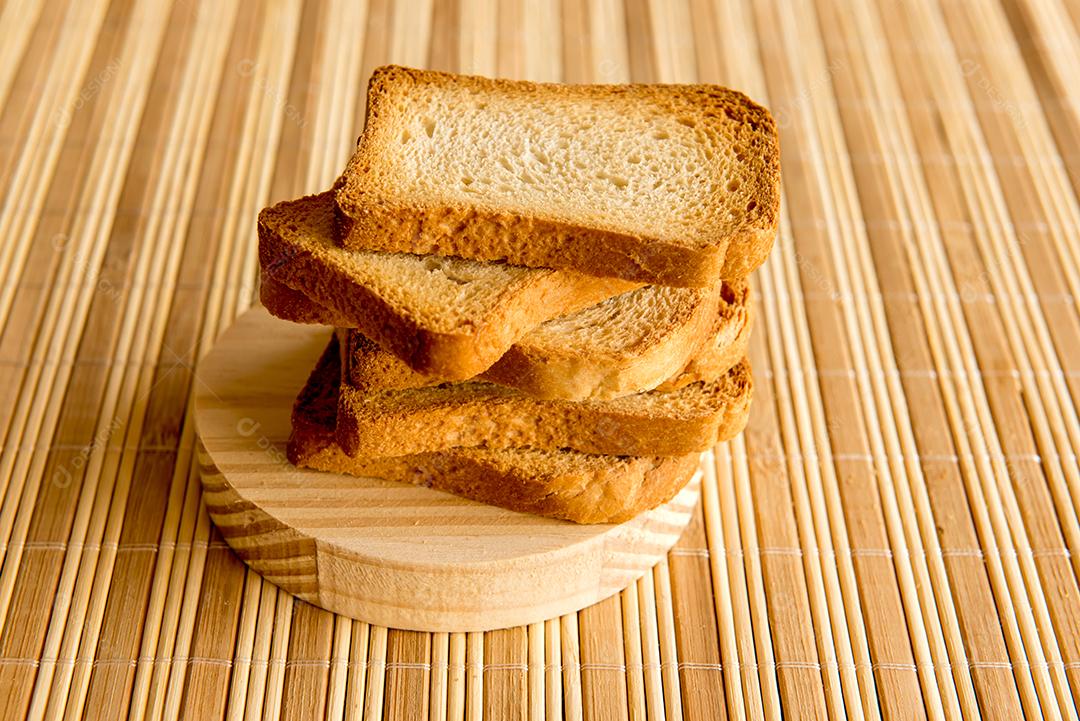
[{"left": 288, "top": 336, "right": 702, "bottom": 524}]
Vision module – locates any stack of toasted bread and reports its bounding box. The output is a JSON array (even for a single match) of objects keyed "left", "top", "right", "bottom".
[{"left": 258, "top": 66, "right": 780, "bottom": 523}]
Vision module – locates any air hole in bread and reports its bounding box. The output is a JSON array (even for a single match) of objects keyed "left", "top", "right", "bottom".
[
  {"left": 677, "top": 117, "right": 696, "bottom": 128},
  {"left": 421, "top": 256, "right": 470, "bottom": 284},
  {"left": 601, "top": 173, "right": 628, "bottom": 189},
  {"left": 746, "top": 200, "right": 757, "bottom": 212},
  {"left": 720, "top": 283, "right": 738, "bottom": 305},
  {"left": 653, "top": 130, "right": 669, "bottom": 140},
  {"left": 400, "top": 129, "right": 412, "bottom": 143},
  {"left": 628, "top": 154, "right": 641, "bottom": 164},
  {"left": 423, "top": 117, "right": 436, "bottom": 137},
  {"left": 726, "top": 180, "right": 740, "bottom": 192}
]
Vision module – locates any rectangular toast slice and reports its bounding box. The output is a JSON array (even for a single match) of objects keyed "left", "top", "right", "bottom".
[
  {"left": 263, "top": 274, "right": 752, "bottom": 400},
  {"left": 288, "top": 336, "right": 701, "bottom": 524},
  {"left": 334, "top": 354, "right": 752, "bottom": 458},
  {"left": 334, "top": 66, "right": 781, "bottom": 287},
  {"left": 259, "top": 192, "right": 638, "bottom": 379}
]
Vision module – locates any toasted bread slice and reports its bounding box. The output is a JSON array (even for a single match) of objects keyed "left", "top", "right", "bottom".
[
  {"left": 335, "top": 354, "right": 752, "bottom": 457},
  {"left": 288, "top": 336, "right": 701, "bottom": 524},
  {"left": 259, "top": 193, "right": 638, "bottom": 379},
  {"left": 340, "top": 283, "right": 751, "bottom": 399},
  {"left": 264, "top": 272, "right": 751, "bottom": 400},
  {"left": 334, "top": 66, "right": 780, "bottom": 287}
]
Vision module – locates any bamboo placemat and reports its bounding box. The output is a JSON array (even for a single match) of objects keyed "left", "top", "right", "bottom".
[{"left": 0, "top": 0, "right": 1078, "bottom": 718}]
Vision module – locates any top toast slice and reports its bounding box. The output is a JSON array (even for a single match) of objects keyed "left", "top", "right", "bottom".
[
  {"left": 259, "top": 192, "right": 637, "bottom": 379},
  {"left": 334, "top": 66, "right": 781, "bottom": 287}
]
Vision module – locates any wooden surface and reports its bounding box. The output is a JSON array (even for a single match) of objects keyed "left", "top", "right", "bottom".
[
  {"left": 0, "top": 0, "right": 1078, "bottom": 718},
  {"left": 194, "top": 307, "right": 701, "bottom": 632}
]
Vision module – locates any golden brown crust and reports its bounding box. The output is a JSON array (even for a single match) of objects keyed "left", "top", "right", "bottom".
[
  {"left": 340, "top": 331, "right": 433, "bottom": 390},
  {"left": 335, "top": 201, "right": 729, "bottom": 288},
  {"left": 335, "top": 65, "right": 780, "bottom": 287},
  {"left": 260, "top": 275, "right": 352, "bottom": 326},
  {"left": 287, "top": 336, "right": 701, "bottom": 524}
]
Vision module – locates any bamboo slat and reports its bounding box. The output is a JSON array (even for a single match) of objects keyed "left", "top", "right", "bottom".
[{"left": 0, "top": 0, "right": 1077, "bottom": 718}]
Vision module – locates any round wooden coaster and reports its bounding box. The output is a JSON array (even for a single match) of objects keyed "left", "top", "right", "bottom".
[{"left": 194, "top": 307, "right": 702, "bottom": 632}]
